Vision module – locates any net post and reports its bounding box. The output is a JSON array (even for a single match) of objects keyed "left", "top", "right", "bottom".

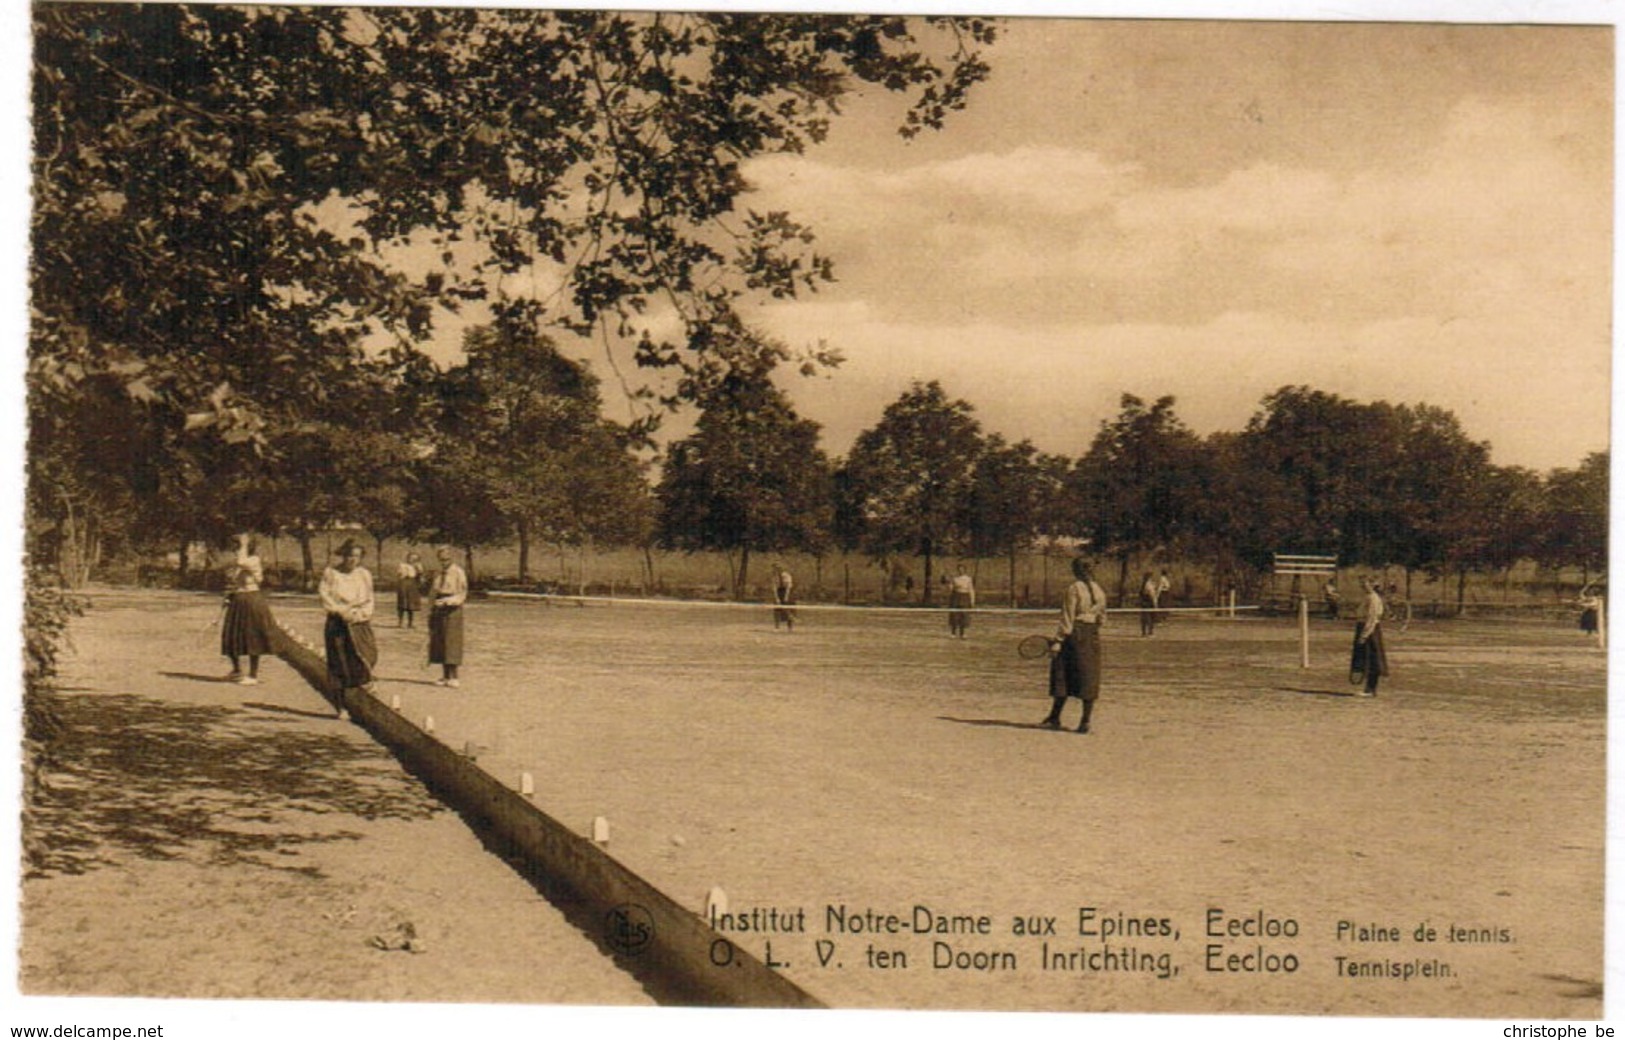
[
  {"left": 1299, "top": 595, "right": 1310, "bottom": 668},
  {"left": 1598, "top": 597, "right": 1607, "bottom": 650}
]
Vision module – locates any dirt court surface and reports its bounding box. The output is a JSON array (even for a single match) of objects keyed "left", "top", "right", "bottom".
[
  {"left": 17, "top": 588, "right": 652, "bottom": 1008},
  {"left": 16, "top": 586, "right": 1607, "bottom": 1019}
]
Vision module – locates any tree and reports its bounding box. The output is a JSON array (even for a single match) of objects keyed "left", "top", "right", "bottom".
[
  {"left": 414, "top": 442, "right": 513, "bottom": 576},
  {"left": 657, "top": 346, "right": 833, "bottom": 599},
  {"left": 1241, "top": 386, "right": 1391, "bottom": 557},
  {"left": 1543, "top": 451, "right": 1609, "bottom": 582},
  {"left": 1069, "top": 394, "right": 1206, "bottom": 600},
  {"left": 27, "top": 364, "right": 162, "bottom": 585},
  {"left": 842, "top": 381, "right": 984, "bottom": 603},
  {"left": 1461, "top": 465, "right": 1547, "bottom": 604},
  {"left": 964, "top": 436, "right": 1069, "bottom": 606},
  {"left": 31, "top": 6, "right": 997, "bottom": 498},
  {"left": 1384, "top": 404, "right": 1493, "bottom": 607},
  {"left": 429, "top": 307, "right": 650, "bottom": 581},
  {"left": 1191, "top": 431, "right": 1301, "bottom": 600}
]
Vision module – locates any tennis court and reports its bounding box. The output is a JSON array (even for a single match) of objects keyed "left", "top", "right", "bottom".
[
  {"left": 295, "top": 593, "right": 1606, "bottom": 1017},
  {"left": 36, "top": 590, "right": 1609, "bottom": 1016}
]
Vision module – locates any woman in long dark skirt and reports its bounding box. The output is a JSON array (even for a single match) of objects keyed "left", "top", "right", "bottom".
[
  {"left": 396, "top": 551, "right": 424, "bottom": 628},
  {"left": 947, "top": 567, "right": 975, "bottom": 639},
  {"left": 319, "top": 539, "right": 378, "bottom": 708},
  {"left": 772, "top": 564, "right": 797, "bottom": 631},
  {"left": 1041, "top": 558, "right": 1109, "bottom": 734},
  {"left": 1577, "top": 585, "right": 1601, "bottom": 636},
  {"left": 221, "top": 533, "right": 275, "bottom": 685},
  {"left": 1348, "top": 576, "right": 1389, "bottom": 697},
  {"left": 428, "top": 545, "right": 467, "bottom": 688}
]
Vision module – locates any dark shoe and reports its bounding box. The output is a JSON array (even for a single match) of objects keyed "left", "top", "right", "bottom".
[
  {"left": 1040, "top": 718, "right": 1061, "bottom": 730},
  {"left": 1075, "top": 724, "right": 1090, "bottom": 734}
]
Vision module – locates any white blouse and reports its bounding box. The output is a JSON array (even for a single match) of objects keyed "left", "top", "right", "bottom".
[
  {"left": 1056, "top": 579, "right": 1108, "bottom": 638},
  {"left": 319, "top": 566, "right": 375, "bottom": 623}
]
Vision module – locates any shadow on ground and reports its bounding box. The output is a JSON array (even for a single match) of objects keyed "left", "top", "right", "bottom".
[
  {"left": 25, "top": 691, "right": 441, "bottom": 880},
  {"left": 936, "top": 715, "right": 1059, "bottom": 731},
  {"left": 1273, "top": 686, "right": 1364, "bottom": 698}
]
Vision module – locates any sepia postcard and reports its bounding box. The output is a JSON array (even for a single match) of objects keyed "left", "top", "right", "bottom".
[{"left": 6, "top": 3, "right": 1617, "bottom": 1039}]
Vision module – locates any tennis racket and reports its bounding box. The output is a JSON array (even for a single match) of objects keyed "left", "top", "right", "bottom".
[
  {"left": 1018, "top": 634, "right": 1055, "bottom": 659},
  {"left": 198, "top": 598, "right": 229, "bottom": 649}
]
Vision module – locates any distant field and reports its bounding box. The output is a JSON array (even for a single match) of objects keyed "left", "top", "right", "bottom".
[{"left": 138, "top": 534, "right": 1599, "bottom": 621}]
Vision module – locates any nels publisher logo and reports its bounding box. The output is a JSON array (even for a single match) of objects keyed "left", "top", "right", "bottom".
[{"left": 605, "top": 903, "right": 654, "bottom": 956}]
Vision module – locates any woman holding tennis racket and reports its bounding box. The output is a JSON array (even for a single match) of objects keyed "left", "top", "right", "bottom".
[
  {"left": 1348, "top": 576, "right": 1389, "bottom": 697},
  {"left": 319, "top": 539, "right": 378, "bottom": 705},
  {"left": 220, "top": 533, "right": 275, "bottom": 686},
  {"left": 1041, "top": 558, "right": 1108, "bottom": 734},
  {"left": 948, "top": 566, "right": 975, "bottom": 638},
  {"left": 773, "top": 563, "right": 796, "bottom": 631}
]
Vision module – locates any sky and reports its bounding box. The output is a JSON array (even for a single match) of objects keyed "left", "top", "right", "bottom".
[
  {"left": 367, "top": 7, "right": 1614, "bottom": 473},
  {"left": 722, "top": 15, "right": 1614, "bottom": 472},
  {"left": 0, "top": 6, "right": 1618, "bottom": 1040}
]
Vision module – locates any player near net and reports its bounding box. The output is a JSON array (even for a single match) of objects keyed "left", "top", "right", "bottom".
[
  {"left": 772, "top": 562, "right": 796, "bottom": 631},
  {"left": 1040, "top": 557, "right": 1109, "bottom": 734},
  {"left": 1348, "top": 575, "right": 1390, "bottom": 697}
]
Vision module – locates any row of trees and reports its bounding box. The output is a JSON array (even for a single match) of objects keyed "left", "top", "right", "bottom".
[
  {"left": 659, "top": 379, "right": 1609, "bottom": 607},
  {"left": 23, "top": 6, "right": 997, "bottom": 752},
  {"left": 27, "top": 8, "right": 1606, "bottom": 611},
  {"left": 33, "top": 289, "right": 1612, "bottom": 606},
  {"left": 28, "top": 6, "right": 994, "bottom": 582}
]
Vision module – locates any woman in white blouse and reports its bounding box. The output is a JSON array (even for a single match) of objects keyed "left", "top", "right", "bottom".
[
  {"left": 319, "top": 539, "right": 377, "bottom": 704},
  {"left": 1041, "top": 557, "right": 1108, "bottom": 734},
  {"left": 221, "top": 533, "right": 275, "bottom": 685},
  {"left": 1349, "top": 576, "right": 1389, "bottom": 697},
  {"left": 396, "top": 551, "right": 424, "bottom": 629},
  {"left": 428, "top": 546, "right": 467, "bottom": 688}
]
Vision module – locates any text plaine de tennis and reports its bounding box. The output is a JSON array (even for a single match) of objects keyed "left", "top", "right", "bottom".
[{"left": 704, "top": 904, "right": 1514, "bottom": 982}]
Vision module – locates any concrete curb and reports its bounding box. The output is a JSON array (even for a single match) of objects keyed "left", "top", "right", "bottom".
[{"left": 274, "top": 635, "right": 823, "bottom": 1009}]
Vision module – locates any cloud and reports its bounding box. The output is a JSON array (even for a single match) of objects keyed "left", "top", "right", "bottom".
[
  {"left": 748, "top": 300, "right": 1608, "bottom": 472},
  {"left": 744, "top": 87, "right": 1608, "bottom": 342},
  {"left": 748, "top": 145, "right": 1136, "bottom": 220}
]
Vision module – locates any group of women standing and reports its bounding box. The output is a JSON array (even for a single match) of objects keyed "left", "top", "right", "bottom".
[{"left": 219, "top": 538, "right": 469, "bottom": 709}]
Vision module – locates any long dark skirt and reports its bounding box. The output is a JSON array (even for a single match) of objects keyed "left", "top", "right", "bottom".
[
  {"left": 1048, "top": 623, "right": 1102, "bottom": 701},
  {"left": 221, "top": 590, "right": 275, "bottom": 657},
  {"left": 398, "top": 577, "right": 423, "bottom": 613},
  {"left": 325, "top": 614, "right": 378, "bottom": 688},
  {"left": 429, "top": 605, "right": 464, "bottom": 665},
  {"left": 1348, "top": 623, "right": 1389, "bottom": 683},
  {"left": 773, "top": 592, "right": 796, "bottom": 627},
  {"left": 948, "top": 590, "right": 972, "bottom": 634},
  {"left": 1580, "top": 607, "right": 1599, "bottom": 635}
]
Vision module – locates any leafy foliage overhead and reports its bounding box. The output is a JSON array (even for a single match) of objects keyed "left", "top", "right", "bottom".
[
  {"left": 32, "top": 5, "right": 998, "bottom": 440},
  {"left": 657, "top": 337, "right": 833, "bottom": 594}
]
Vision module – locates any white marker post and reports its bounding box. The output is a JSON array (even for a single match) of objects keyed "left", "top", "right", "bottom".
[
  {"left": 1598, "top": 597, "right": 1607, "bottom": 650},
  {"left": 1273, "top": 553, "right": 1339, "bottom": 669},
  {"left": 705, "top": 886, "right": 728, "bottom": 921},
  {"left": 1299, "top": 595, "right": 1310, "bottom": 669},
  {"left": 520, "top": 772, "right": 535, "bottom": 798}
]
